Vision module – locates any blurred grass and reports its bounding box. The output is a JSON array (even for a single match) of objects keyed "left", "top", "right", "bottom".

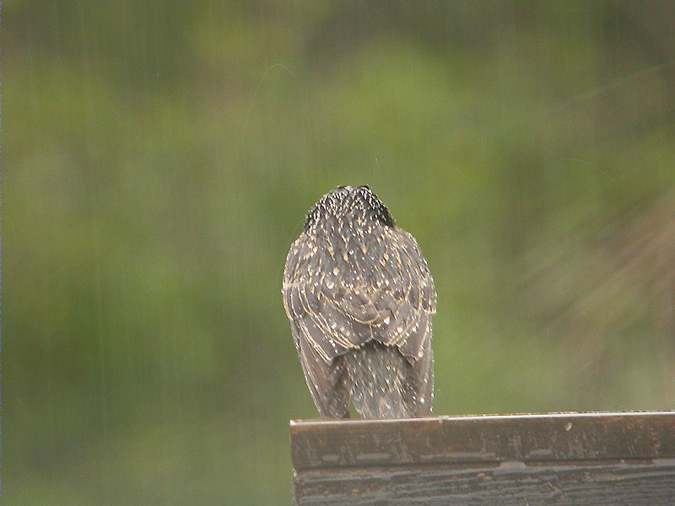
[{"left": 5, "top": 1, "right": 675, "bottom": 504}]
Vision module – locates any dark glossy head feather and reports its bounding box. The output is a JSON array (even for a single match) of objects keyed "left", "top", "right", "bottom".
[{"left": 304, "top": 185, "right": 395, "bottom": 232}]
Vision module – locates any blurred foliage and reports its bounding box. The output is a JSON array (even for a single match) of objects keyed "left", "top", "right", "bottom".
[{"left": 5, "top": 1, "right": 675, "bottom": 504}]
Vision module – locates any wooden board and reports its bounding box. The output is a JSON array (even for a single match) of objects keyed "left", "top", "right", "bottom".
[{"left": 290, "top": 412, "right": 675, "bottom": 505}]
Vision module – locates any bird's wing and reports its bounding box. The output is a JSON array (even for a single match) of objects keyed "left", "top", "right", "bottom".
[
  {"left": 282, "top": 233, "right": 350, "bottom": 417},
  {"left": 291, "top": 316, "right": 350, "bottom": 418},
  {"left": 364, "top": 227, "right": 437, "bottom": 363},
  {"left": 283, "top": 232, "right": 362, "bottom": 363},
  {"left": 283, "top": 227, "right": 436, "bottom": 365}
]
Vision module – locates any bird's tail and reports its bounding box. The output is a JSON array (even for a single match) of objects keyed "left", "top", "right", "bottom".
[{"left": 344, "top": 341, "right": 412, "bottom": 419}]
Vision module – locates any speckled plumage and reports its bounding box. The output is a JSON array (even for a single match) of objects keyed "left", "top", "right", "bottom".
[{"left": 282, "top": 185, "right": 437, "bottom": 419}]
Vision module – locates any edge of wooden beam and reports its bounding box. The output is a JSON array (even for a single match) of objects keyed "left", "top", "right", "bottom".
[{"left": 290, "top": 411, "right": 675, "bottom": 470}]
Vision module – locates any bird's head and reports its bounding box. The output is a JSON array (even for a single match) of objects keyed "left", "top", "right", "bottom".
[{"left": 304, "top": 185, "right": 395, "bottom": 233}]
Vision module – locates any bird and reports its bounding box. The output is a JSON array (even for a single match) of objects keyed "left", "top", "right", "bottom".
[{"left": 282, "top": 185, "right": 437, "bottom": 419}]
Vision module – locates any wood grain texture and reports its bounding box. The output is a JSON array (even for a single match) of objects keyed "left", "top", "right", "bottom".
[
  {"left": 295, "top": 460, "right": 675, "bottom": 505},
  {"left": 291, "top": 412, "right": 675, "bottom": 505}
]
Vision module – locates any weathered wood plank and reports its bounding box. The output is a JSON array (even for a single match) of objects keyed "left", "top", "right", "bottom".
[
  {"left": 291, "top": 412, "right": 675, "bottom": 470},
  {"left": 295, "top": 460, "right": 675, "bottom": 505},
  {"left": 291, "top": 412, "right": 675, "bottom": 505}
]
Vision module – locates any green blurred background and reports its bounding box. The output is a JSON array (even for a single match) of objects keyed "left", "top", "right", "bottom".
[{"left": 5, "top": 1, "right": 675, "bottom": 504}]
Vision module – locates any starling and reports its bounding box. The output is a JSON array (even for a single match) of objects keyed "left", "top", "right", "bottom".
[{"left": 282, "top": 185, "right": 437, "bottom": 419}]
